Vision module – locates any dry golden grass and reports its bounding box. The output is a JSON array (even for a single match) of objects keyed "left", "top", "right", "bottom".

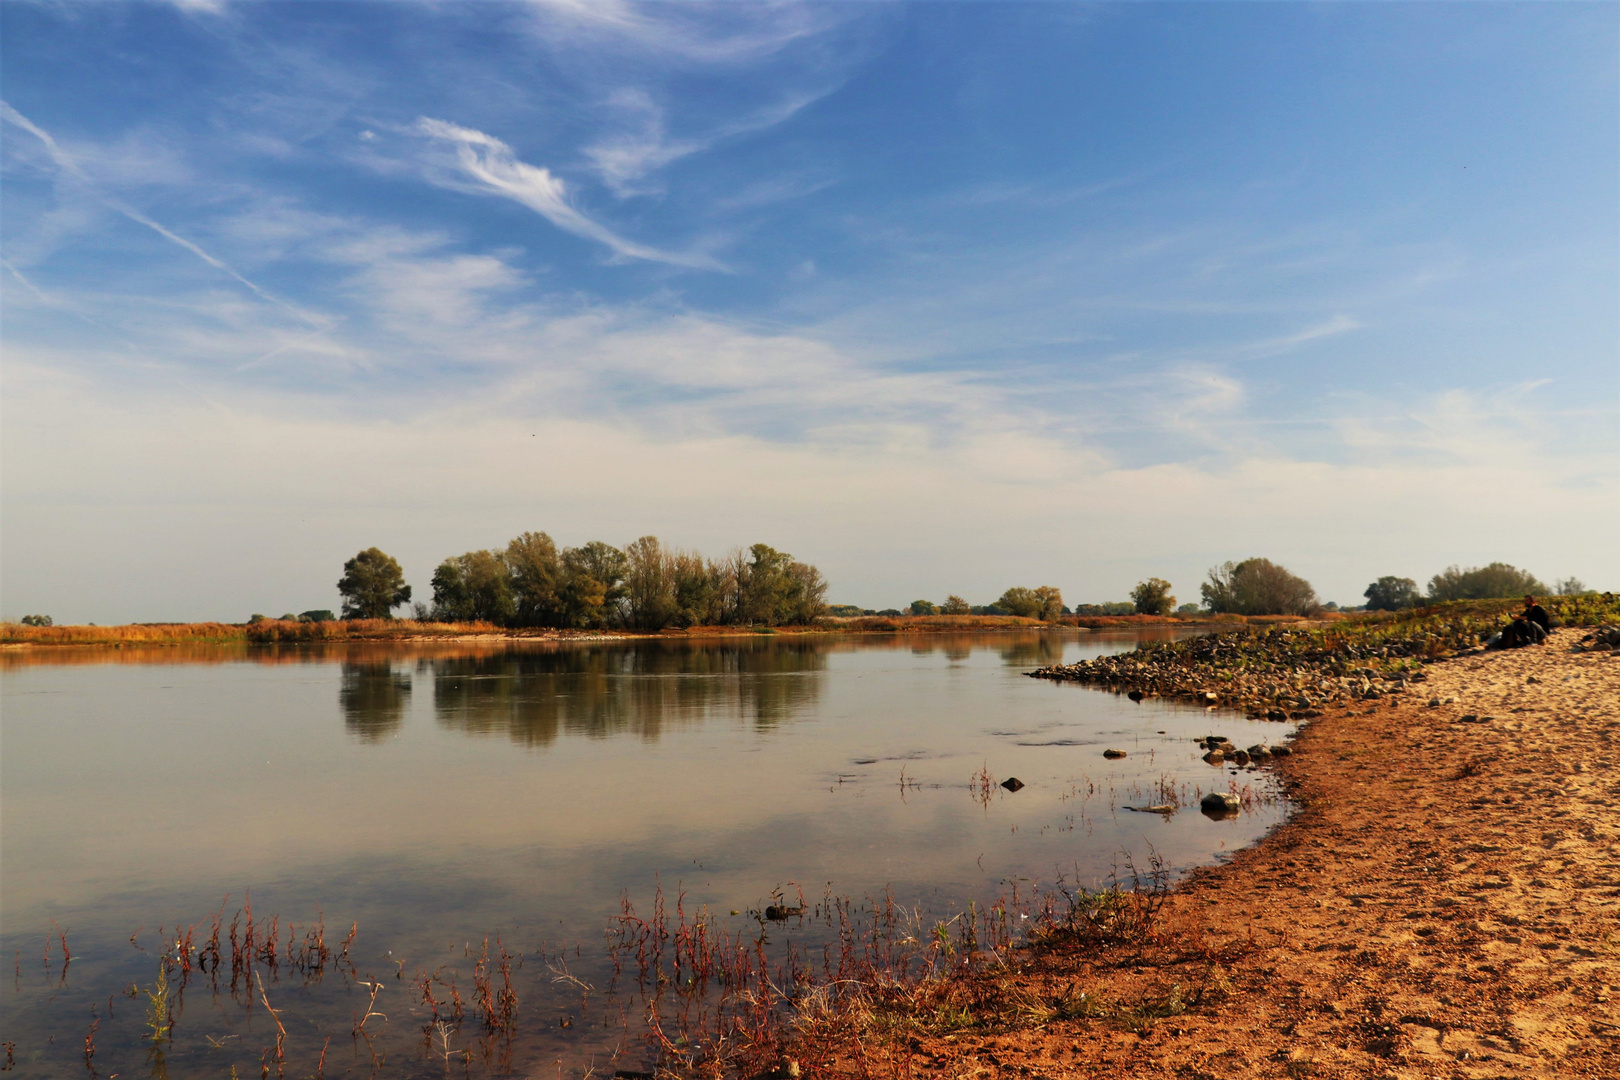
[{"left": 0, "top": 622, "right": 249, "bottom": 646}]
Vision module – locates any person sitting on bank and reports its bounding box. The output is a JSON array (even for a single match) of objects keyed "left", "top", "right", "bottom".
[
  {"left": 1521, "top": 595, "right": 1552, "bottom": 634},
  {"left": 1492, "top": 596, "right": 1551, "bottom": 649}
]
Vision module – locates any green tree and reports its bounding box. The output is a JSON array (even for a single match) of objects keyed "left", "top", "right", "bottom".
[
  {"left": 559, "top": 541, "right": 629, "bottom": 628},
  {"left": 20, "top": 614, "right": 52, "bottom": 627},
  {"left": 940, "top": 595, "right": 970, "bottom": 615},
  {"left": 430, "top": 550, "right": 514, "bottom": 623},
  {"left": 1426, "top": 562, "right": 1547, "bottom": 602},
  {"left": 1363, "top": 576, "right": 1420, "bottom": 612},
  {"left": 1200, "top": 558, "right": 1318, "bottom": 616},
  {"left": 995, "top": 587, "right": 1042, "bottom": 619},
  {"left": 672, "top": 550, "right": 724, "bottom": 627},
  {"left": 505, "top": 531, "right": 562, "bottom": 626},
  {"left": 784, "top": 560, "right": 829, "bottom": 624},
  {"left": 909, "top": 599, "right": 937, "bottom": 616},
  {"left": 1033, "top": 585, "right": 1064, "bottom": 622},
  {"left": 624, "top": 536, "right": 678, "bottom": 631},
  {"left": 337, "top": 547, "right": 412, "bottom": 620},
  {"left": 1130, "top": 578, "right": 1176, "bottom": 615}
]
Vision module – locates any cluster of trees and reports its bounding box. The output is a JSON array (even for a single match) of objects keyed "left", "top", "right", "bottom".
[
  {"left": 895, "top": 588, "right": 1063, "bottom": 620},
  {"left": 1200, "top": 558, "right": 1320, "bottom": 616},
  {"left": 19, "top": 614, "right": 53, "bottom": 627},
  {"left": 1364, "top": 563, "right": 1583, "bottom": 611},
  {"left": 336, "top": 537, "right": 828, "bottom": 630}
]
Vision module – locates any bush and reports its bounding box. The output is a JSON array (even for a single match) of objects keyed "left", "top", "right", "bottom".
[
  {"left": 19, "top": 614, "right": 52, "bottom": 627},
  {"left": 1200, "top": 558, "right": 1319, "bottom": 616},
  {"left": 940, "top": 595, "right": 971, "bottom": 615},
  {"left": 1426, "top": 562, "right": 1546, "bottom": 602}
]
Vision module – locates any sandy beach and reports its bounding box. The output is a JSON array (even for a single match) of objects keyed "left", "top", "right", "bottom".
[{"left": 816, "top": 639, "right": 1620, "bottom": 1079}]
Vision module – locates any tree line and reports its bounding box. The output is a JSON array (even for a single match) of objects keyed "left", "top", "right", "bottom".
[
  {"left": 1363, "top": 562, "right": 1585, "bottom": 611},
  {"left": 336, "top": 537, "right": 828, "bottom": 630}
]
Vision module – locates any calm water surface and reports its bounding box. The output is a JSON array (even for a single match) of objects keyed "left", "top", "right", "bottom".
[{"left": 1, "top": 630, "right": 1294, "bottom": 1077}]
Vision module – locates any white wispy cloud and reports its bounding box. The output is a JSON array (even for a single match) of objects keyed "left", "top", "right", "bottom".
[
  {"left": 415, "top": 117, "right": 725, "bottom": 270},
  {"left": 526, "top": 0, "right": 836, "bottom": 65},
  {"left": 583, "top": 87, "right": 825, "bottom": 198},
  {"left": 1, "top": 100, "right": 324, "bottom": 326}
]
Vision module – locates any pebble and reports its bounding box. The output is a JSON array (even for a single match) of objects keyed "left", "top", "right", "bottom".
[{"left": 1102, "top": 749, "right": 1127, "bottom": 759}]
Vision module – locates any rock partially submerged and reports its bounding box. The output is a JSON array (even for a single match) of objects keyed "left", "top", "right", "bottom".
[{"left": 1201, "top": 791, "right": 1241, "bottom": 814}]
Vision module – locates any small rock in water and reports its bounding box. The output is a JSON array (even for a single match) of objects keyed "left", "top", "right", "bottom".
[
  {"left": 1102, "top": 749, "right": 1127, "bottom": 759},
  {"left": 1000, "top": 776, "right": 1025, "bottom": 791},
  {"left": 1202, "top": 750, "right": 1225, "bottom": 764},
  {"left": 1246, "top": 744, "right": 1272, "bottom": 759},
  {"left": 1270, "top": 745, "right": 1292, "bottom": 757},
  {"left": 1266, "top": 709, "right": 1288, "bottom": 722},
  {"left": 1127, "top": 690, "right": 1145, "bottom": 702},
  {"left": 1201, "top": 791, "right": 1241, "bottom": 813},
  {"left": 764, "top": 904, "right": 805, "bottom": 921},
  {"left": 1231, "top": 749, "right": 1251, "bottom": 765}
]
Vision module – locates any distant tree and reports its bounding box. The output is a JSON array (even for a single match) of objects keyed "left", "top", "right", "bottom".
[
  {"left": 1363, "top": 576, "right": 1421, "bottom": 612},
  {"left": 624, "top": 536, "right": 678, "bottom": 631},
  {"left": 995, "top": 587, "right": 1042, "bottom": 619},
  {"left": 1033, "top": 586, "right": 1063, "bottom": 622},
  {"left": 505, "top": 531, "right": 562, "bottom": 626},
  {"left": 431, "top": 549, "right": 515, "bottom": 624},
  {"left": 784, "top": 560, "right": 829, "bottom": 624},
  {"left": 338, "top": 548, "right": 412, "bottom": 620},
  {"left": 1130, "top": 578, "right": 1176, "bottom": 616},
  {"left": 1176, "top": 603, "right": 1202, "bottom": 615},
  {"left": 940, "top": 595, "right": 971, "bottom": 615},
  {"left": 299, "top": 609, "right": 336, "bottom": 622},
  {"left": 1072, "top": 602, "right": 1137, "bottom": 617},
  {"left": 1201, "top": 558, "right": 1318, "bottom": 616},
  {"left": 910, "top": 599, "right": 937, "bottom": 616},
  {"left": 279, "top": 613, "right": 299, "bottom": 621},
  {"left": 559, "top": 541, "right": 629, "bottom": 628},
  {"left": 1555, "top": 576, "right": 1588, "bottom": 596},
  {"left": 248, "top": 613, "right": 268, "bottom": 624},
  {"left": 826, "top": 604, "right": 864, "bottom": 617},
  {"left": 19, "top": 614, "right": 53, "bottom": 627},
  {"left": 672, "top": 550, "right": 724, "bottom": 627},
  {"left": 1426, "top": 562, "right": 1547, "bottom": 603}
]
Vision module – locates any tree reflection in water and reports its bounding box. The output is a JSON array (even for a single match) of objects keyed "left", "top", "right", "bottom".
[
  {"left": 338, "top": 661, "right": 413, "bottom": 741},
  {"left": 431, "top": 640, "right": 828, "bottom": 746}
]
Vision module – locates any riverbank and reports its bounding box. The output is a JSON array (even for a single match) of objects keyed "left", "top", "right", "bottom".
[
  {"left": 0, "top": 611, "right": 1312, "bottom": 649},
  {"left": 795, "top": 612, "right": 1620, "bottom": 1078}
]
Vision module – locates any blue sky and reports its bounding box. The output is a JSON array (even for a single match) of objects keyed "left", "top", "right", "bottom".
[{"left": 3, "top": 1, "right": 1616, "bottom": 621}]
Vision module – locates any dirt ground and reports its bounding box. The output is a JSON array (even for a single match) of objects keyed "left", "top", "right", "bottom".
[{"left": 839, "top": 642, "right": 1620, "bottom": 1079}]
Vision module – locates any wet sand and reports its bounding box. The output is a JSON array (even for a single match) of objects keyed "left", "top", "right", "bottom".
[{"left": 827, "top": 641, "right": 1620, "bottom": 1079}]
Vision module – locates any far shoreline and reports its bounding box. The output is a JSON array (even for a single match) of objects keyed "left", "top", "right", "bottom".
[{"left": 0, "top": 611, "right": 1337, "bottom": 650}]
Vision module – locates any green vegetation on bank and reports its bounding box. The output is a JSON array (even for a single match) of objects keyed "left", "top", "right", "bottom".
[{"left": 1030, "top": 593, "right": 1620, "bottom": 715}]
